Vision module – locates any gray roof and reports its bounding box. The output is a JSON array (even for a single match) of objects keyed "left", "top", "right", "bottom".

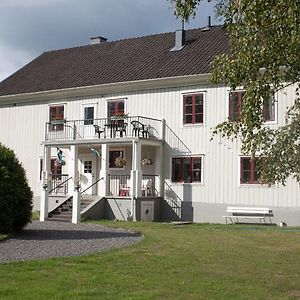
[{"left": 0, "top": 26, "right": 229, "bottom": 96}]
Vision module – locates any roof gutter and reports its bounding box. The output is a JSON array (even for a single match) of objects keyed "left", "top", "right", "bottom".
[{"left": 0, "top": 73, "right": 211, "bottom": 106}]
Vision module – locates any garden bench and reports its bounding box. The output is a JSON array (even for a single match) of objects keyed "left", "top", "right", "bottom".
[{"left": 223, "top": 207, "right": 273, "bottom": 224}]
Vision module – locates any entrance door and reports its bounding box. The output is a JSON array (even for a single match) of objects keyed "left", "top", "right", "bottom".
[
  {"left": 141, "top": 201, "right": 154, "bottom": 222},
  {"left": 80, "top": 155, "right": 97, "bottom": 194}
]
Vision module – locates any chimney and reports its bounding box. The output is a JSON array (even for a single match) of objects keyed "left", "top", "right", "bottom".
[
  {"left": 170, "top": 29, "right": 186, "bottom": 51},
  {"left": 90, "top": 36, "right": 107, "bottom": 45},
  {"left": 203, "top": 16, "right": 212, "bottom": 31}
]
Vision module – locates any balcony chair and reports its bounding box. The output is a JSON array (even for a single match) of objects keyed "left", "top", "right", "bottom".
[
  {"left": 131, "top": 120, "right": 149, "bottom": 138},
  {"left": 93, "top": 124, "right": 106, "bottom": 138}
]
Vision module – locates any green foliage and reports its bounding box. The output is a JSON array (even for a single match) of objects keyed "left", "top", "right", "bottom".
[
  {"left": 0, "top": 143, "right": 32, "bottom": 232},
  {"left": 168, "top": 0, "right": 200, "bottom": 22},
  {"left": 170, "top": 0, "right": 300, "bottom": 184}
]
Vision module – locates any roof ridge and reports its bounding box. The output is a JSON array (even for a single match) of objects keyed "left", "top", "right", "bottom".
[{"left": 43, "top": 25, "right": 223, "bottom": 55}]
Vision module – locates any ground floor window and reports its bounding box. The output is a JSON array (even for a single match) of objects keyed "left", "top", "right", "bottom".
[
  {"left": 109, "top": 149, "right": 125, "bottom": 168},
  {"left": 240, "top": 157, "right": 263, "bottom": 184},
  {"left": 40, "top": 158, "right": 62, "bottom": 180},
  {"left": 172, "top": 156, "right": 202, "bottom": 183}
]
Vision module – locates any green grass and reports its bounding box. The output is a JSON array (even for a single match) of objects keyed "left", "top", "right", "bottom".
[{"left": 1, "top": 222, "right": 300, "bottom": 299}]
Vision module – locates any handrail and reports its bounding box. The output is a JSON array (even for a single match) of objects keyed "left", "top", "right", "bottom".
[
  {"left": 80, "top": 177, "right": 104, "bottom": 194},
  {"left": 46, "top": 115, "right": 162, "bottom": 124},
  {"left": 48, "top": 176, "right": 73, "bottom": 194}
]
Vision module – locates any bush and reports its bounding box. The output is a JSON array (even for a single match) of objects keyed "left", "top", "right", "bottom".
[{"left": 0, "top": 143, "right": 33, "bottom": 232}]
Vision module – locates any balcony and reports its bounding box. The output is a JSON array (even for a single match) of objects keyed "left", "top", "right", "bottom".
[{"left": 45, "top": 116, "right": 164, "bottom": 142}]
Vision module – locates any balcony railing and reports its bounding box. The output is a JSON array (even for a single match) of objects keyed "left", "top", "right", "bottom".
[
  {"left": 108, "top": 174, "right": 131, "bottom": 197},
  {"left": 45, "top": 116, "right": 163, "bottom": 141},
  {"left": 107, "top": 174, "right": 159, "bottom": 197}
]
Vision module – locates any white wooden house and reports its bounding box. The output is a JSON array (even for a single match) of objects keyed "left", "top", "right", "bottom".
[{"left": 0, "top": 26, "right": 299, "bottom": 225}]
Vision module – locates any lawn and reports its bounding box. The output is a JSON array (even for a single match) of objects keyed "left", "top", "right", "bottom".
[{"left": 1, "top": 222, "right": 300, "bottom": 300}]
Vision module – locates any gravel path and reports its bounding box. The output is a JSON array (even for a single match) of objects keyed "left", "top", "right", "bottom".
[{"left": 0, "top": 221, "right": 143, "bottom": 263}]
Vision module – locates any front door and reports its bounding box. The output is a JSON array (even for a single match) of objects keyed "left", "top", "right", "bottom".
[{"left": 80, "top": 155, "right": 97, "bottom": 194}]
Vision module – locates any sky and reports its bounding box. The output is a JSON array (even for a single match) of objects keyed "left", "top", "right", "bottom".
[{"left": 0, "top": 0, "right": 217, "bottom": 82}]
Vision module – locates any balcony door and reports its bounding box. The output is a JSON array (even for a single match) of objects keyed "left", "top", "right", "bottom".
[
  {"left": 82, "top": 104, "right": 97, "bottom": 139},
  {"left": 80, "top": 154, "right": 97, "bottom": 195}
]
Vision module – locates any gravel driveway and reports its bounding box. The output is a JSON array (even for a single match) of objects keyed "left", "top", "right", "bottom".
[{"left": 0, "top": 221, "right": 143, "bottom": 263}]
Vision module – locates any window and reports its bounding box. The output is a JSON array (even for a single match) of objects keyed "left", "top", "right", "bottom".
[
  {"left": 229, "top": 91, "right": 245, "bottom": 121},
  {"left": 229, "top": 91, "right": 276, "bottom": 122},
  {"left": 107, "top": 100, "right": 125, "bottom": 117},
  {"left": 84, "top": 161, "right": 93, "bottom": 173},
  {"left": 84, "top": 106, "right": 94, "bottom": 125},
  {"left": 40, "top": 158, "right": 62, "bottom": 180},
  {"left": 183, "top": 94, "right": 204, "bottom": 125},
  {"left": 109, "top": 149, "right": 125, "bottom": 168},
  {"left": 51, "top": 159, "right": 62, "bottom": 179},
  {"left": 172, "top": 157, "right": 202, "bottom": 183},
  {"left": 49, "top": 105, "right": 64, "bottom": 131},
  {"left": 263, "top": 98, "right": 275, "bottom": 122},
  {"left": 240, "top": 157, "right": 263, "bottom": 184}
]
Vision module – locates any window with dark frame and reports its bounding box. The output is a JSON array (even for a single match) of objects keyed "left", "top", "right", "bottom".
[
  {"left": 183, "top": 94, "right": 204, "bottom": 125},
  {"left": 240, "top": 157, "right": 263, "bottom": 184},
  {"left": 229, "top": 91, "right": 245, "bottom": 121},
  {"left": 40, "top": 158, "right": 62, "bottom": 180},
  {"left": 109, "top": 150, "right": 125, "bottom": 168},
  {"left": 107, "top": 100, "right": 125, "bottom": 117},
  {"left": 49, "top": 105, "right": 64, "bottom": 131},
  {"left": 263, "top": 97, "right": 275, "bottom": 122},
  {"left": 172, "top": 157, "right": 202, "bottom": 183},
  {"left": 84, "top": 106, "right": 95, "bottom": 125}
]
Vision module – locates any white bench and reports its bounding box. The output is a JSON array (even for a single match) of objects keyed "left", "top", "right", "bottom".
[{"left": 223, "top": 207, "right": 273, "bottom": 224}]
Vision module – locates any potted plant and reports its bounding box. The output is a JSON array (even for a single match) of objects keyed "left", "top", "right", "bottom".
[
  {"left": 142, "top": 158, "right": 153, "bottom": 166},
  {"left": 115, "top": 156, "right": 126, "bottom": 167}
]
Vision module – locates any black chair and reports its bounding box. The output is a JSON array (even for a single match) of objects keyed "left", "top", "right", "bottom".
[
  {"left": 93, "top": 124, "right": 105, "bottom": 138},
  {"left": 131, "top": 120, "right": 148, "bottom": 137},
  {"left": 115, "top": 121, "right": 127, "bottom": 138}
]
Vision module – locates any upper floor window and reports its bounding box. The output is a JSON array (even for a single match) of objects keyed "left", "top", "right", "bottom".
[
  {"left": 84, "top": 106, "right": 95, "bottom": 125},
  {"left": 229, "top": 91, "right": 276, "bottom": 122},
  {"left": 49, "top": 105, "right": 64, "bottom": 131},
  {"left": 229, "top": 91, "right": 245, "bottom": 121},
  {"left": 240, "top": 157, "right": 265, "bottom": 184},
  {"left": 183, "top": 94, "right": 204, "bottom": 125},
  {"left": 172, "top": 156, "right": 202, "bottom": 183},
  {"left": 263, "top": 97, "right": 276, "bottom": 122},
  {"left": 107, "top": 100, "right": 125, "bottom": 117}
]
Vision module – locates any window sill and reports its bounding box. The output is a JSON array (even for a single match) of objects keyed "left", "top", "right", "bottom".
[
  {"left": 171, "top": 182, "right": 203, "bottom": 186},
  {"left": 182, "top": 124, "right": 205, "bottom": 128}
]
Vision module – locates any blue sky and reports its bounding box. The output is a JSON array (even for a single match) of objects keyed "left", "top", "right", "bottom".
[{"left": 0, "top": 0, "right": 217, "bottom": 81}]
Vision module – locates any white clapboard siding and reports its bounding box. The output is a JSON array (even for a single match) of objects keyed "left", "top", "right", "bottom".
[{"left": 0, "top": 82, "right": 300, "bottom": 210}]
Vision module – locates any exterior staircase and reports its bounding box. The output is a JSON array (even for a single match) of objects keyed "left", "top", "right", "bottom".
[{"left": 47, "top": 195, "right": 96, "bottom": 222}]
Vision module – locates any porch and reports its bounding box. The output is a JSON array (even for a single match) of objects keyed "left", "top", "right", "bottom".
[{"left": 40, "top": 119, "right": 165, "bottom": 223}]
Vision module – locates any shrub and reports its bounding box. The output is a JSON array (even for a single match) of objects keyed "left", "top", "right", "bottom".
[{"left": 0, "top": 143, "right": 33, "bottom": 232}]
